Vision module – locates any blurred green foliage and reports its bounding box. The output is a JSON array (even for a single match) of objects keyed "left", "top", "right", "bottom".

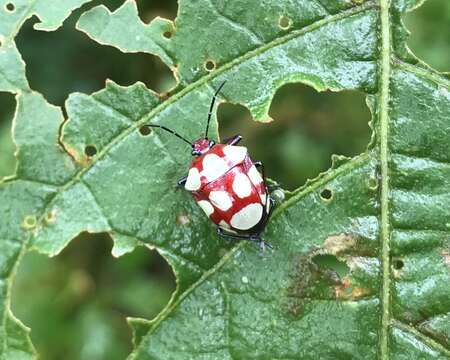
[
  {"left": 0, "top": 0, "right": 448, "bottom": 359},
  {"left": 0, "top": 93, "right": 15, "bottom": 178},
  {"left": 219, "top": 85, "right": 370, "bottom": 190},
  {"left": 403, "top": 0, "right": 450, "bottom": 72},
  {"left": 13, "top": 234, "right": 174, "bottom": 360}
]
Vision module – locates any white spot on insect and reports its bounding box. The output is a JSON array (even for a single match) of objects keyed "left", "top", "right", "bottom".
[
  {"left": 230, "top": 203, "right": 263, "bottom": 230},
  {"left": 232, "top": 173, "right": 252, "bottom": 198},
  {"left": 197, "top": 200, "right": 214, "bottom": 217},
  {"left": 223, "top": 145, "right": 247, "bottom": 164},
  {"left": 202, "top": 154, "right": 228, "bottom": 182},
  {"left": 185, "top": 167, "right": 201, "bottom": 191},
  {"left": 248, "top": 165, "right": 263, "bottom": 185},
  {"left": 219, "top": 220, "right": 230, "bottom": 229},
  {"left": 209, "top": 191, "right": 233, "bottom": 211}
]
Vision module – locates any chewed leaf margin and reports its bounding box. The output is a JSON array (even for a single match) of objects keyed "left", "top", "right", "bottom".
[{"left": 1, "top": 0, "right": 450, "bottom": 358}]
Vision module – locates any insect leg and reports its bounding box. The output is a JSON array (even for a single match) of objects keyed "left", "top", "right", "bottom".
[
  {"left": 222, "top": 134, "right": 242, "bottom": 146},
  {"left": 255, "top": 161, "right": 280, "bottom": 192},
  {"left": 216, "top": 227, "right": 273, "bottom": 253},
  {"left": 177, "top": 175, "right": 187, "bottom": 188},
  {"left": 216, "top": 227, "right": 249, "bottom": 241},
  {"left": 254, "top": 161, "right": 266, "bottom": 181}
]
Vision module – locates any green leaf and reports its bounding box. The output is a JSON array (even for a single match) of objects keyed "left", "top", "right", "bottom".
[
  {"left": 0, "top": 1, "right": 94, "bottom": 357},
  {"left": 1, "top": 0, "right": 450, "bottom": 359},
  {"left": 0, "top": 0, "right": 93, "bottom": 92}
]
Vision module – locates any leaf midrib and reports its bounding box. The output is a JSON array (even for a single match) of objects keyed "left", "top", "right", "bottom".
[
  {"left": 379, "top": 9, "right": 450, "bottom": 358},
  {"left": 379, "top": 0, "right": 391, "bottom": 358}
]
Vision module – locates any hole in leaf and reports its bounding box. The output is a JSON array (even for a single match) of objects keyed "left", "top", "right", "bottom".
[
  {"left": 84, "top": 145, "right": 97, "bottom": 157},
  {"left": 393, "top": 259, "right": 404, "bottom": 270},
  {"left": 15, "top": 4, "right": 176, "bottom": 106},
  {"left": 5, "top": 2, "right": 15, "bottom": 12},
  {"left": 136, "top": 0, "right": 177, "bottom": 23},
  {"left": 320, "top": 188, "right": 333, "bottom": 201},
  {"left": 22, "top": 215, "right": 37, "bottom": 229},
  {"left": 218, "top": 84, "right": 371, "bottom": 190},
  {"left": 204, "top": 60, "right": 216, "bottom": 72},
  {"left": 139, "top": 125, "right": 152, "bottom": 136},
  {"left": 403, "top": 0, "right": 450, "bottom": 72},
  {"left": 11, "top": 232, "right": 176, "bottom": 360},
  {"left": 312, "top": 254, "right": 350, "bottom": 279},
  {"left": 278, "top": 15, "right": 291, "bottom": 29},
  {"left": 0, "top": 92, "right": 17, "bottom": 179}
]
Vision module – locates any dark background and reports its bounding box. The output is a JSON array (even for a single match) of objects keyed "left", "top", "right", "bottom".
[{"left": 0, "top": 1, "right": 448, "bottom": 359}]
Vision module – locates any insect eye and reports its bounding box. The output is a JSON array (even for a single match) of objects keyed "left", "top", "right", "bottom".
[{"left": 209, "top": 140, "right": 215, "bottom": 147}]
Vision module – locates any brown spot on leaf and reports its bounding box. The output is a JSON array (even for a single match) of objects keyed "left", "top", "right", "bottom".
[
  {"left": 351, "top": 286, "right": 371, "bottom": 298},
  {"left": 62, "top": 143, "right": 90, "bottom": 166},
  {"left": 442, "top": 250, "right": 450, "bottom": 267},
  {"left": 323, "top": 233, "right": 357, "bottom": 255},
  {"left": 284, "top": 234, "right": 375, "bottom": 317},
  {"left": 158, "top": 91, "right": 170, "bottom": 100},
  {"left": 45, "top": 210, "right": 57, "bottom": 224},
  {"left": 176, "top": 214, "right": 190, "bottom": 225},
  {"left": 284, "top": 253, "right": 344, "bottom": 317},
  {"left": 335, "top": 276, "right": 371, "bottom": 300}
]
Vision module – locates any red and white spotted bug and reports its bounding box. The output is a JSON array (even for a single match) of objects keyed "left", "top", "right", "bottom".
[{"left": 147, "top": 82, "right": 274, "bottom": 251}]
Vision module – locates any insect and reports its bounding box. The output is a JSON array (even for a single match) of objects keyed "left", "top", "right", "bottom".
[{"left": 147, "top": 82, "right": 274, "bottom": 251}]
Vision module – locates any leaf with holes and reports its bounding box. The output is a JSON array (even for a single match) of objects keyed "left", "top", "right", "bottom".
[{"left": 1, "top": 0, "right": 450, "bottom": 359}]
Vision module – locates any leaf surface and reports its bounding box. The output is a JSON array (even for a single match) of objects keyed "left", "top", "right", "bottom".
[{"left": 0, "top": 0, "right": 449, "bottom": 359}]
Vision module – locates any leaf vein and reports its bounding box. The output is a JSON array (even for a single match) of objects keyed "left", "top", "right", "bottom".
[
  {"left": 131, "top": 154, "right": 371, "bottom": 358},
  {"left": 39, "top": 1, "right": 378, "bottom": 242},
  {"left": 206, "top": 0, "right": 264, "bottom": 45},
  {"left": 392, "top": 319, "right": 450, "bottom": 356}
]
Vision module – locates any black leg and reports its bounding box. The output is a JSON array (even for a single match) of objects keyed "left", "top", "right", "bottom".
[
  {"left": 254, "top": 161, "right": 266, "bottom": 183},
  {"left": 216, "top": 227, "right": 250, "bottom": 241},
  {"left": 177, "top": 175, "right": 187, "bottom": 188},
  {"left": 222, "top": 134, "right": 242, "bottom": 146},
  {"left": 216, "top": 227, "right": 273, "bottom": 254},
  {"left": 254, "top": 160, "right": 277, "bottom": 209},
  {"left": 269, "top": 197, "right": 276, "bottom": 215}
]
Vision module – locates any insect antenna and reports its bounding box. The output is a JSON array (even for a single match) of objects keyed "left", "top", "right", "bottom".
[
  {"left": 146, "top": 125, "right": 192, "bottom": 146},
  {"left": 205, "top": 81, "right": 227, "bottom": 139}
]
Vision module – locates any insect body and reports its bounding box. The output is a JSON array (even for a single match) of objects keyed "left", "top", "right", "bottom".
[{"left": 147, "top": 82, "right": 274, "bottom": 251}]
